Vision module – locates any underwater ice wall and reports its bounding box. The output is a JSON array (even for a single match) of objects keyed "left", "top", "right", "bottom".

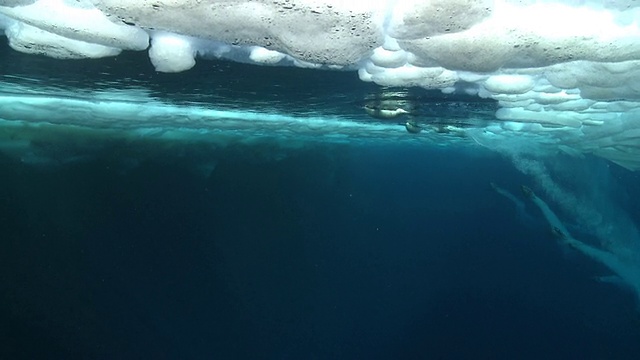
[
  {"left": 519, "top": 162, "right": 640, "bottom": 304},
  {"left": 491, "top": 155, "right": 640, "bottom": 306},
  {"left": 1, "top": 0, "right": 640, "bottom": 169}
]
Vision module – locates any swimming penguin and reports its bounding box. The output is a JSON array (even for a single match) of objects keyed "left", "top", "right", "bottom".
[
  {"left": 521, "top": 185, "right": 534, "bottom": 199},
  {"left": 364, "top": 103, "right": 410, "bottom": 119},
  {"left": 404, "top": 120, "right": 422, "bottom": 134},
  {"left": 550, "top": 226, "right": 567, "bottom": 240}
]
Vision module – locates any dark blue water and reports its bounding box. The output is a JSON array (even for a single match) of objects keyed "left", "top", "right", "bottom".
[
  {"left": 2, "top": 38, "right": 640, "bottom": 359},
  {"left": 1, "top": 141, "right": 639, "bottom": 359}
]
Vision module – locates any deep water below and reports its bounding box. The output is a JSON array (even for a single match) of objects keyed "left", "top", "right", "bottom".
[{"left": 1, "top": 141, "right": 639, "bottom": 359}]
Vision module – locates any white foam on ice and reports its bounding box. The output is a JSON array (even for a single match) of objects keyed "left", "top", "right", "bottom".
[
  {"left": 148, "top": 31, "right": 195, "bottom": 73},
  {"left": 4, "top": 21, "right": 122, "bottom": 58},
  {"left": 0, "top": 0, "right": 148, "bottom": 50}
]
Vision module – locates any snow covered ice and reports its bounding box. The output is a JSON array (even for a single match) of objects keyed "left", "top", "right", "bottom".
[{"left": 0, "top": 0, "right": 639, "bottom": 168}]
